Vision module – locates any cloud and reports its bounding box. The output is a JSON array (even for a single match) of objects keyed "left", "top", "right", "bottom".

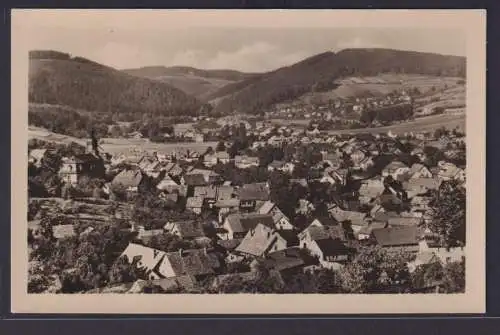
[{"left": 201, "top": 42, "right": 311, "bottom": 72}]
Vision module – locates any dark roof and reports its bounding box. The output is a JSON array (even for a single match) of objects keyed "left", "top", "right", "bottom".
[
  {"left": 313, "top": 216, "right": 338, "bottom": 227},
  {"left": 173, "top": 220, "right": 205, "bottom": 238},
  {"left": 372, "top": 226, "right": 418, "bottom": 247},
  {"left": 183, "top": 174, "right": 207, "bottom": 186},
  {"left": 165, "top": 249, "right": 220, "bottom": 277},
  {"left": 277, "top": 230, "right": 299, "bottom": 247},
  {"left": 238, "top": 183, "right": 270, "bottom": 201},
  {"left": 314, "top": 239, "right": 351, "bottom": 257}
]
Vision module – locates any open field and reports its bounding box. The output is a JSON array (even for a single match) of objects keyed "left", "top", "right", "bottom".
[
  {"left": 300, "top": 75, "right": 464, "bottom": 103},
  {"left": 99, "top": 138, "right": 217, "bottom": 155},
  {"left": 325, "top": 113, "right": 465, "bottom": 136},
  {"left": 28, "top": 126, "right": 217, "bottom": 155}
]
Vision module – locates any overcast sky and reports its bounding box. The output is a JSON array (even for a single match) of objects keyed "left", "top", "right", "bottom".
[{"left": 14, "top": 10, "right": 466, "bottom": 73}]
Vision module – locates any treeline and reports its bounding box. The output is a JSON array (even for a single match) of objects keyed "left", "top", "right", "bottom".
[
  {"left": 211, "top": 48, "right": 466, "bottom": 115},
  {"left": 29, "top": 104, "right": 111, "bottom": 138},
  {"left": 360, "top": 103, "right": 414, "bottom": 125}
]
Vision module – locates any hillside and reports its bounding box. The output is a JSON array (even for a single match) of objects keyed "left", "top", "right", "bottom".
[
  {"left": 29, "top": 50, "right": 207, "bottom": 121},
  {"left": 209, "top": 48, "right": 466, "bottom": 115},
  {"left": 123, "top": 66, "right": 259, "bottom": 101}
]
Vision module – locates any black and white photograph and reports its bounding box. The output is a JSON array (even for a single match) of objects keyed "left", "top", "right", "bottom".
[{"left": 12, "top": 9, "right": 485, "bottom": 314}]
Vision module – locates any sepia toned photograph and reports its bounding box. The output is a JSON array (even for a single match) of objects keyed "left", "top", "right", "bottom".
[{"left": 11, "top": 9, "right": 485, "bottom": 314}]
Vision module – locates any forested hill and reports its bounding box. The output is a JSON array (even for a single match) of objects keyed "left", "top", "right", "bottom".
[
  {"left": 29, "top": 50, "right": 207, "bottom": 120},
  {"left": 209, "top": 48, "right": 466, "bottom": 115}
]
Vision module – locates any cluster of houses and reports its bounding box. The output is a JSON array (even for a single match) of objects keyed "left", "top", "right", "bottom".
[
  {"left": 268, "top": 89, "right": 413, "bottom": 122},
  {"left": 28, "top": 115, "right": 466, "bottom": 292}
]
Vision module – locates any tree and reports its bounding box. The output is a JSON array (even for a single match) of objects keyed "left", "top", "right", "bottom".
[
  {"left": 338, "top": 246, "right": 413, "bottom": 293},
  {"left": 411, "top": 258, "right": 465, "bottom": 293},
  {"left": 428, "top": 180, "right": 466, "bottom": 248},
  {"left": 108, "top": 256, "right": 142, "bottom": 285}
]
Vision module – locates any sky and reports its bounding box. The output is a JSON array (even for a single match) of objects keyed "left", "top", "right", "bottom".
[{"left": 13, "top": 10, "right": 467, "bottom": 73}]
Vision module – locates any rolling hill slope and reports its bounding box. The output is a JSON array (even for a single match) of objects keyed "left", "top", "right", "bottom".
[
  {"left": 209, "top": 48, "right": 466, "bottom": 115},
  {"left": 122, "top": 66, "right": 259, "bottom": 101},
  {"left": 29, "top": 50, "right": 207, "bottom": 120}
]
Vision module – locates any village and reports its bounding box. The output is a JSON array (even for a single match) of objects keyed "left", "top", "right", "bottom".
[{"left": 27, "top": 113, "right": 467, "bottom": 294}]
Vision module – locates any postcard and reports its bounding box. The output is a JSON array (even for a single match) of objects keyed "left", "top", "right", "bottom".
[{"left": 11, "top": 9, "right": 485, "bottom": 314}]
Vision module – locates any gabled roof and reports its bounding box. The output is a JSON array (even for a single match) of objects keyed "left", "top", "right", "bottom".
[
  {"left": 257, "top": 200, "right": 275, "bottom": 215},
  {"left": 314, "top": 238, "right": 351, "bottom": 257},
  {"left": 121, "top": 243, "right": 166, "bottom": 274},
  {"left": 235, "top": 224, "right": 281, "bottom": 257},
  {"left": 224, "top": 213, "right": 275, "bottom": 233},
  {"left": 164, "top": 249, "right": 220, "bottom": 277},
  {"left": 28, "top": 148, "right": 47, "bottom": 162},
  {"left": 372, "top": 226, "right": 419, "bottom": 247}
]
